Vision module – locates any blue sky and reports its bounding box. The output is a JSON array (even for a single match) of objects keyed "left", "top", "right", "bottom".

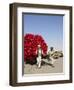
[{"left": 23, "top": 14, "right": 63, "bottom": 51}]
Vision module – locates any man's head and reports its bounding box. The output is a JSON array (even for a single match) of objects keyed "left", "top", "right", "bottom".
[{"left": 50, "top": 47, "right": 54, "bottom": 51}]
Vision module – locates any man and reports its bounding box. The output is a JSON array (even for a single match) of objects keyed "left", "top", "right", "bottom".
[{"left": 48, "top": 47, "right": 55, "bottom": 65}]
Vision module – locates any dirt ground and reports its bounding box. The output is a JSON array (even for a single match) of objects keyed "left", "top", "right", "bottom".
[{"left": 24, "top": 58, "right": 63, "bottom": 74}]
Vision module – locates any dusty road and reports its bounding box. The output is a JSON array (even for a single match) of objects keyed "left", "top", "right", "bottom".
[{"left": 24, "top": 58, "right": 63, "bottom": 74}]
